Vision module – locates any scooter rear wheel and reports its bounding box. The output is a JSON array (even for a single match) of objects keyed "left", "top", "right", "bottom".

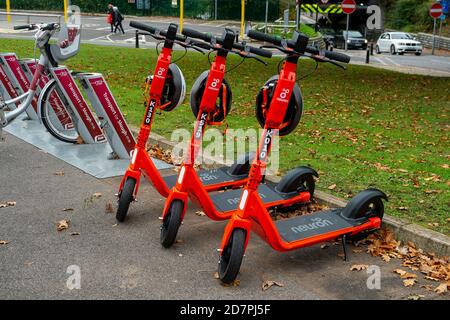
[
  {"left": 116, "top": 178, "right": 136, "bottom": 222},
  {"left": 218, "top": 228, "right": 246, "bottom": 284},
  {"left": 160, "top": 200, "right": 183, "bottom": 248}
]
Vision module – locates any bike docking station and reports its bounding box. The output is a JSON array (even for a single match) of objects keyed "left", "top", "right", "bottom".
[{"left": 0, "top": 23, "right": 171, "bottom": 178}]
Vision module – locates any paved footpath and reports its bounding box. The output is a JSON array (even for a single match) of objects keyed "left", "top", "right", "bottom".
[{"left": 0, "top": 133, "right": 446, "bottom": 300}]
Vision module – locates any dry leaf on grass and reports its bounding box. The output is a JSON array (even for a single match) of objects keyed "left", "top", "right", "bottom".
[
  {"left": 350, "top": 264, "right": 368, "bottom": 271},
  {"left": 0, "top": 240, "right": 9, "bottom": 245},
  {"left": 403, "top": 279, "right": 417, "bottom": 287},
  {"left": 262, "top": 280, "right": 284, "bottom": 291},
  {"left": 105, "top": 203, "right": 114, "bottom": 214},
  {"left": 56, "top": 219, "right": 70, "bottom": 231},
  {"left": 434, "top": 283, "right": 448, "bottom": 294},
  {"left": 327, "top": 184, "right": 337, "bottom": 190}
]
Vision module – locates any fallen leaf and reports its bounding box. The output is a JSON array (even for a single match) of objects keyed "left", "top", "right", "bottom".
[
  {"left": 400, "top": 272, "right": 417, "bottom": 279},
  {"left": 53, "top": 171, "right": 65, "bottom": 176},
  {"left": 175, "top": 239, "right": 184, "bottom": 244},
  {"left": 76, "top": 136, "right": 84, "bottom": 144},
  {"left": 70, "top": 232, "right": 80, "bottom": 236},
  {"left": 221, "top": 279, "right": 240, "bottom": 287},
  {"left": 403, "top": 279, "right": 417, "bottom": 287},
  {"left": 262, "top": 280, "right": 284, "bottom": 291},
  {"left": 407, "top": 294, "right": 425, "bottom": 300},
  {"left": 327, "top": 184, "right": 337, "bottom": 190},
  {"left": 62, "top": 208, "right": 74, "bottom": 212},
  {"left": 195, "top": 210, "right": 206, "bottom": 217},
  {"left": 397, "top": 207, "right": 408, "bottom": 211},
  {"left": 0, "top": 201, "right": 16, "bottom": 208},
  {"left": 0, "top": 240, "right": 8, "bottom": 245},
  {"left": 350, "top": 264, "right": 369, "bottom": 271},
  {"left": 56, "top": 219, "right": 69, "bottom": 231},
  {"left": 394, "top": 269, "right": 407, "bottom": 276},
  {"left": 105, "top": 203, "right": 114, "bottom": 214},
  {"left": 213, "top": 272, "right": 219, "bottom": 279},
  {"left": 92, "top": 193, "right": 102, "bottom": 199},
  {"left": 352, "top": 248, "right": 363, "bottom": 253},
  {"left": 434, "top": 283, "right": 448, "bottom": 294},
  {"left": 320, "top": 244, "right": 329, "bottom": 249},
  {"left": 381, "top": 254, "right": 391, "bottom": 262}
]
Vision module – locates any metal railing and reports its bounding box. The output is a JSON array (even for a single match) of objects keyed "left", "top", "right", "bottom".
[{"left": 0, "top": 11, "right": 63, "bottom": 25}]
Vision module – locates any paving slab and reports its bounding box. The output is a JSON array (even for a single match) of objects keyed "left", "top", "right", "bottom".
[{"left": 0, "top": 133, "right": 447, "bottom": 300}]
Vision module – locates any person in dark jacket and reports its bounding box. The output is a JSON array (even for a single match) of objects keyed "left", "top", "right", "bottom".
[{"left": 111, "top": 4, "right": 125, "bottom": 34}]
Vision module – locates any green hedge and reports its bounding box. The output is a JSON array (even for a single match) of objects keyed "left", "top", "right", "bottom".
[{"left": 0, "top": 0, "right": 280, "bottom": 21}]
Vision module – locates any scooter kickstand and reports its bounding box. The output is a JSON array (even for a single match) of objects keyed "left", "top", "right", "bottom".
[{"left": 342, "top": 234, "right": 349, "bottom": 262}]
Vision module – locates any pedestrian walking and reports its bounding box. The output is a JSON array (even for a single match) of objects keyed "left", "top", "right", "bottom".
[
  {"left": 107, "top": 5, "right": 114, "bottom": 33},
  {"left": 108, "top": 3, "right": 125, "bottom": 35}
]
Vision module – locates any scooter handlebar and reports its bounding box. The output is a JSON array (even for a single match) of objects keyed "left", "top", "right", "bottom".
[
  {"left": 247, "top": 30, "right": 282, "bottom": 46},
  {"left": 305, "top": 46, "right": 351, "bottom": 64},
  {"left": 13, "top": 24, "right": 33, "bottom": 30},
  {"left": 129, "top": 20, "right": 158, "bottom": 34},
  {"left": 181, "top": 27, "right": 213, "bottom": 43}
]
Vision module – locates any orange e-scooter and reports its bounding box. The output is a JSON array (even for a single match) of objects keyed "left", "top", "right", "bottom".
[
  {"left": 159, "top": 28, "right": 318, "bottom": 248},
  {"left": 116, "top": 22, "right": 259, "bottom": 222},
  {"left": 216, "top": 30, "right": 388, "bottom": 284}
]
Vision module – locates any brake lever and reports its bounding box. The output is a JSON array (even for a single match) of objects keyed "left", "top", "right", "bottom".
[{"left": 310, "top": 54, "right": 347, "bottom": 70}]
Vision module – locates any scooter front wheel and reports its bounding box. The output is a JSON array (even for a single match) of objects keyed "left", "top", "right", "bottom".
[
  {"left": 160, "top": 200, "right": 183, "bottom": 248},
  {"left": 116, "top": 178, "right": 136, "bottom": 222},
  {"left": 218, "top": 228, "right": 246, "bottom": 284}
]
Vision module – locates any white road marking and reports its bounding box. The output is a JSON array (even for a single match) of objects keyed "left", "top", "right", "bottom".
[
  {"left": 384, "top": 56, "right": 400, "bottom": 66},
  {"left": 95, "top": 26, "right": 112, "bottom": 31},
  {"left": 373, "top": 57, "right": 388, "bottom": 65}
]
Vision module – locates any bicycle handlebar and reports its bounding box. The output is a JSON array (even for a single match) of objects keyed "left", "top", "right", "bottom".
[
  {"left": 247, "top": 29, "right": 350, "bottom": 64},
  {"left": 182, "top": 27, "right": 272, "bottom": 58}
]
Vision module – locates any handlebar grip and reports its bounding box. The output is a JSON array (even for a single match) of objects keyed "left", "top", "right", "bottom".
[
  {"left": 182, "top": 27, "right": 212, "bottom": 43},
  {"left": 323, "top": 50, "right": 351, "bottom": 64},
  {"left": 247, "top": 46, "right": 273, "bottom": 58},
  {"left": 305, "top": 46, "right": 350, "bottom": 63},
  {"left": 13, "top": 25, "right": 32, "bottom": 30},
  {"left": 247, "top": 30, "right": 282, "bottom": 46},
  {"left": 129, "top": 20, "right": 158, "bottom": 34}
]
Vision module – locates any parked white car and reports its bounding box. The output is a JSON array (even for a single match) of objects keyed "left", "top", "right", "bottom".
[{"left": 376, "top": 32, "right": 423, "bottom": 56}]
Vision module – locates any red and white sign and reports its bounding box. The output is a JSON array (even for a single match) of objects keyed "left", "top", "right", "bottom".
[
  {"left": 342, "top": 0, "right": 356, "bottom": 15},
  {"left": 430, "top": 3, "right": 443, "bottom": 19}
]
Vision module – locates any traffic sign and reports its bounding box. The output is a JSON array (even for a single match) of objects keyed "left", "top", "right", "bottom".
[
  {"left": 430, "top": 3, "right": 443, "bottom": 19},
  {"left": 342, "top": 0, "right": 356, "bottom": 15},
  {"left": 441, "top": 0, "right": 449, "bottom": 14}
]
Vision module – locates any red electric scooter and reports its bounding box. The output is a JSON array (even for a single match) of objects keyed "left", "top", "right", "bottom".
[
  {"left": 117, "top": 22, "right": 261, "bottom": 222},
  {"left": 160, "top": 28, "right": 318, "bottom": 248},
  {"left": 216, "top": 30, "right": 388, "bottom": 284}
]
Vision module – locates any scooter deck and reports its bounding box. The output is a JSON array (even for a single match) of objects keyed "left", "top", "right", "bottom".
[
  {"left": 163, "top": 166, "right": 248, "bottom": 189},
  {"left": 209, "top": 182, "right": 292, "bottom": 213},
  {"left": 275, "top": 209, "right": 360, "bottom": 243}
]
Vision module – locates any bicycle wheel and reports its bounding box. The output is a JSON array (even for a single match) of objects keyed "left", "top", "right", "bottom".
[{"left": 40, "top": 80, "right": 79, "bottom": 143}]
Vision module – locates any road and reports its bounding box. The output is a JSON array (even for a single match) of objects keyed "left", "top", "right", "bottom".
[
  {"left": 0, "top": 132, "right": 447, "bottom": 300},
  {"left": 1, "top": 14, "right": 450, "bottom": 76}
]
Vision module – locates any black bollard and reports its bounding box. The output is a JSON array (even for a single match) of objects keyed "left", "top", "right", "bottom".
[
  {"left": 135, "top": 30, "right": 139, "bottom": 49},
  {"left": 370, "top": 43, "right": 374, "bottom": 55},
  {"left": 366, "top": 48, "right": 370, "bottom": 64}
]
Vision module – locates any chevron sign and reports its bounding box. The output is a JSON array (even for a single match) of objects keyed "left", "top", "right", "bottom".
[{"left": 301, "top": 4, "right": 344, "bottom": 14}]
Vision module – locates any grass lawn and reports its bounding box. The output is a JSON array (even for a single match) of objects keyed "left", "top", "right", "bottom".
[{"left": 2, "top": 38, "right": 449, "bottom": 235}]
